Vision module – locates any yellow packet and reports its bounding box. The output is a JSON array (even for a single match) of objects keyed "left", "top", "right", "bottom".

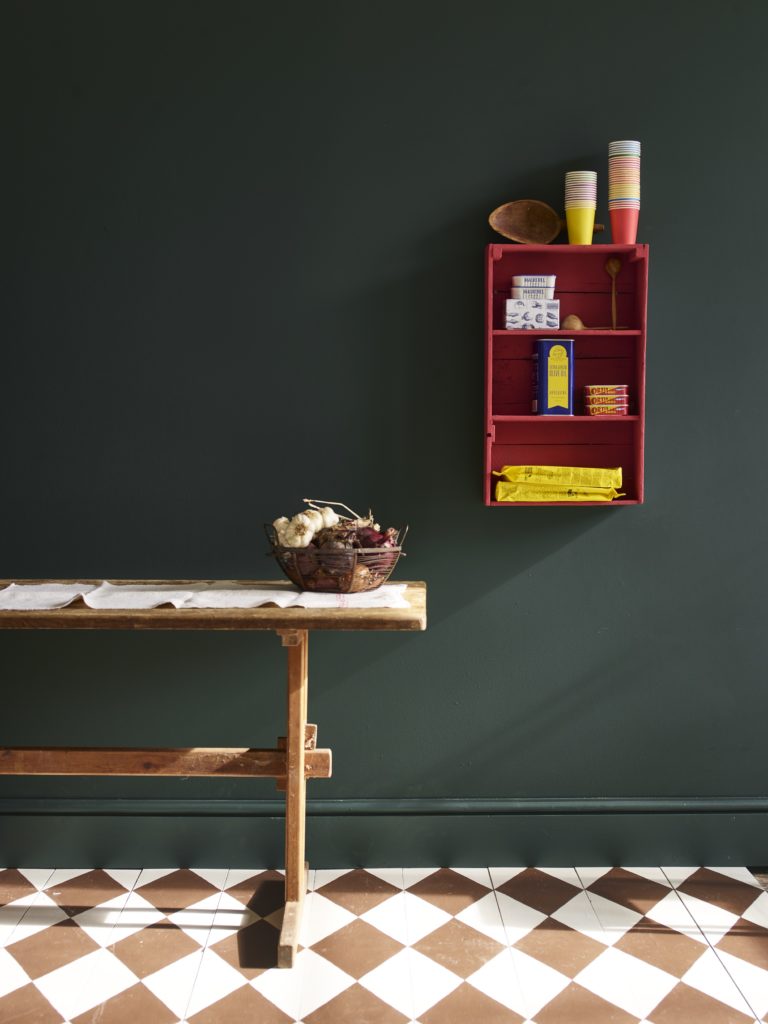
[
  {"left": 493, "top": 465, "right": 622, "bottom": 489},
  {"left": 495, "top": 480, "right": 624, "bottom": 502}
]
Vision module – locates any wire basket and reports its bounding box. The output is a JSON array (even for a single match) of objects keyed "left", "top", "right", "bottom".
[{"left": 265, "top": 525, "right": 406, "bottom": 593}]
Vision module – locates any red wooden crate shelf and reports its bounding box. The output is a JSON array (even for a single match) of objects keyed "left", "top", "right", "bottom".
[{"left": 484, "top": 243, "right": 648, "bottom": 506}]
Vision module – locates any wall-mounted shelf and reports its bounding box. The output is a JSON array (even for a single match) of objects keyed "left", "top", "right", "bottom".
[{"left": 484, "top": 243, "right": 649, "bottom": 506}]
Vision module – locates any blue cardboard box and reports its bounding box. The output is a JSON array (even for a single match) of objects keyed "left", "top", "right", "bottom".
[{"left": 532, "top": 339, "right": 574, "bottom": 415}]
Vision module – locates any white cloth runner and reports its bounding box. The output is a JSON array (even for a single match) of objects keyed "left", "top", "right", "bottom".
[{"left": 0, "top": 581, "right": 410, "bottom": 611}]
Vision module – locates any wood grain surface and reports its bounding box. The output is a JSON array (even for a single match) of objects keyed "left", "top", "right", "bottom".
[{"left": 0, "top": 579, "right": 427, "bottom": 631}]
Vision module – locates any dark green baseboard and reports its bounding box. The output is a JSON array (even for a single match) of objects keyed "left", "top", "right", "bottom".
[{"left": 1, "top": 797, "right": 767, "bottom": 867}]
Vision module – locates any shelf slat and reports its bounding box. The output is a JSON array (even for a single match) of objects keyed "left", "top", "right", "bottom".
[
  {"left": 491, "top": 415, "right": 639, "bottom": 423},
  {"left": 492, "top": 329, "right": 641, "bottom": 337},
  {"left": 488, "top": 499, "right": 640, "bottom": 507}
]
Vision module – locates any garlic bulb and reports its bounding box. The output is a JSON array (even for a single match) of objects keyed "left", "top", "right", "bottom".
[
  {"left": 319, "top": 506, "right": 340, "bottom": 528},
  {"left": 272, "top": 516, "right": 290, "bottom": 544},
  {"left": 283, "top": 512, "right": 314, "bottom": 548},
  {"left": 303, "top": 509, "right": 325, "bottom": 534}
]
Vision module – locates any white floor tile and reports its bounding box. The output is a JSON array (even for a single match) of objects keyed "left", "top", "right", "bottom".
[
  {"left": 682, "top": 947, "right": 757, "bottom": 1016},
  {"left": 359, "top": 946, "right": 415, "bottom": 1018},
  {"left": 167, "top": 893, "right": 223, "bottom": 945},
  {"left": 660, "top": 866, "right": 700, "bottom": 888},
  {"left": 402, "top": 868, "right": 441, "bottom": 889},
  {"left": 104, "top": 890, "right": 165, "bottom": 943},
  {"left": 298, "top": 892, "right": 356, "bottom": 946},
  {"left": 705, "top": 867, "right": 764, "bottom": 888},
  {"left": 0, "top": 947, "right": 30, "bottom": 998},
  {"left": 620, "top": 867, "right": 673, "bottom": 887},
  {"left": 72, "top": 891, "right": 136, "bottom": 947},
  {"left": 403, "top": 892, "right": 452, "bottom": 944},
  {"left": 455, "top": 891, "right": 508, "bottom": 944},
  {"left": 574, "top": 867, "right": 613, "bottom": 888},
  {"left": 143, "top": 948, "right": 206, "bottom": 1018},
  {"left": 551, "top": 890, "right": 609, "bottom": 945},
  {"left": 188, "top": 869, "right": 228, "bottom": 889},
  {"left": 742, "top": 891, "right": 768, "bottom": 929},
  {"left": 296, "top": 948, "right": 356, "bottom": 1018},
  {"left": 360, "top": 891, "right": 410, "bottom": 945},
  {"left": 206, "top": 891, "right": 259, "bottom": 947},
  {"left": 16, "top": 869, "right": 55, "bottom": 890},
  {"left": 713, "top": 949, "right": 768, "bottom": 1019},
  {"left": 644, "top": 889, "right": 708, "bottom": 942},
  {"left": 251, "top": 947, "right": 352, "bottom": 1020},
  {"left": 450, "top": 867, "right": 492, "bottom": 888},
  {"left": 0, "top": 894, "right": 40, "bottom": 948},
  {"left": 675, "top": 891, "right": 740, "bottom": 944},
  {"left": 184, "top": 946, "right": 248, "bottom": 1017},
  {"left": 488, "top": 867, "right": 526, "bottom": 889},
  {"left": 43, "top": 868, "right": 93, "bottom": 889},
  {"left": 104, "top": 869, "right": 141, "bottom": 890},
  {"left": 4, "top": 892, "right": 68, "bottom": 945},
  {"left": 34, "top": 947, "right": 139, "bottom": 1020},
  {"left": 574, "top": 945, "right": 678, "bottom": 1018},
  {"left": 539, "top": 867, "right": 583, "bottom": 888},
  {"left": 406, "top": 947, "right": 462, "bottom": 1018},
  {"left": 494, "top": 891, "right": 547, "bottom": 946},
  {"left": 469, "top": 947, "right": 569, "bottom": 1019},
  {"left": 223, "top": 867, "right": 282, "bottom": 890},
  {"left": 584, "top": 890, "right": 643, "bottom": 943},
  {"left": 312, "top": 868, "right": 352, "bottom": 890}
]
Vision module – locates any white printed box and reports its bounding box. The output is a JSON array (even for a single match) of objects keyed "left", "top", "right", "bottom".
[{"left": 505, "top": 299, "right": 560, "bottom": 330}]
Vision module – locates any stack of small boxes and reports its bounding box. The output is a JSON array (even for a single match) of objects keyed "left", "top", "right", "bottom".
[
  {"left": 584, "top": 384, "right": 629, "bottom": 416},
  {"left": 505, "top": 275, "right": 559, "bottom": 330}
]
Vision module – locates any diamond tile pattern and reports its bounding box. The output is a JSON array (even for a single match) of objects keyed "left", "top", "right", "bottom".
[{"left": 0, "top": 865, "right": 763, "bottom": 1022}]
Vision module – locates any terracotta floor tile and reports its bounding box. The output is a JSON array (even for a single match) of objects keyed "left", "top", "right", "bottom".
[
  {"left": 0, "top": 982, "right": 66, "bottom": 1023},
  {"left": 587, "top": 867, "right": 671, "bottom": 916},
  {"left": 304, "top": 982, "right": 409, "bottom": 1024},
  {"left": 677, "top": 869, "right": 763, "bottom": 917},
  {"left": 0, "top": 869, "right": 37, "bottom": 908},
  {"left": 135, "top": 870, "right": 218, "bottom": 913},
  {"left": 613, "top": 918, "right": 705, "bottom": 976},
  {"left": 413, "top": 918, "right": 504, "bottom": 978},
  {"left": 496, "top": 868, "right": 581, "bottom": 915},
  {"left": 225, "top": 871, "right": 285, "bottom": 917},
  {"left": 187, "top": 984, "right": 293, "bottom": 1024},
  {"left": 649, "top": 982, "right": 755, "bottom": 1024},
  {"left": 406, "top": 869, "right": 489, "bottom": 915},
  {"left": 717, "top": 917, "right": 768, "bottom": 971},
  {"left": 419, "top": 982, "right": 525, "bottom": 1024},
  {"left": 534, "top": 981, "right": 639, "bottom": 1023},
  {"left": 315, "top": 869, "right": 400, "bottom": 915},
  {"left": 513, "top": 918, "right": 605, "bottom": 975},
  {"left": 109, "top": 920, "right": 201, "bottom": 978},
  {"left": 7, "top": 917, "right": 101, "bottom": 979},
  {"left": 70, "top": 981, "right": 178, "bottom": 1024},
  {"left": 45, "top": 870, "right": 128, "bottom": 915},
  {"left": 310, "top": 918, "right": 403, "bottom": 978},
  {"left": 211, "top": 919, "right": 280, "bottom": 978}
]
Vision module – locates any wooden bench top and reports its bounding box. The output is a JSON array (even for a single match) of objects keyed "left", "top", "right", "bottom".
[{"left": 0, "top": 579, "right": 427, "bottom": 632}]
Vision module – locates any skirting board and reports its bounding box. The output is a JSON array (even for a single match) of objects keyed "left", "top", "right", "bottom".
[{"left": 1, "top": 797, "right": 767, "bottom": 866}]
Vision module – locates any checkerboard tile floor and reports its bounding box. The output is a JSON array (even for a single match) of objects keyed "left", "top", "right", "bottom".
[{"left": 1, "top": 866, "right": 766, "bottom": 1022}]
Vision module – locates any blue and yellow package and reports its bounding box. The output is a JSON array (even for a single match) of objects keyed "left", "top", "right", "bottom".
[{"left": 532, "top": 339, "right": 574, "bottom": 415}]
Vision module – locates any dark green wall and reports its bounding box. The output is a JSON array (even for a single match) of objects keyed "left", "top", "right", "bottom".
[{"left": 3, "top": 0, "right": 767, "bottom": 865}]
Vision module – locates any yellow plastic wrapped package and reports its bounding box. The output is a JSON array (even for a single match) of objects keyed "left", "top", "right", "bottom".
[
  {"left": 493, "top": 465, "right": 623, "bottom": 489},
  {"left": 495, "top": 480, "right": 624, "bottom": 502}
]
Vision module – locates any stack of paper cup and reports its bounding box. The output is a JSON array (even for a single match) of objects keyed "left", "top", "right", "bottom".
[
  {"left": 564, "top": 171, "right": 597, "bottom": 245},
  {"left": 608, "top": 140, "right": 640, "bottom": 243}
]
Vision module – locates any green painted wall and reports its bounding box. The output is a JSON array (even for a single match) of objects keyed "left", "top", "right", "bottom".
[{"left": 3, "top": 0, "right": 767, "bottom": 866}]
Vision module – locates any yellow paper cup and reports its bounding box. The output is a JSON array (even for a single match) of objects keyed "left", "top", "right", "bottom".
[{"left": 566, "top": 207, "right": 596, "bottom": 244}]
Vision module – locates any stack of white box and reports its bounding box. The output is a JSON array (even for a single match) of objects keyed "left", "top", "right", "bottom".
[{"left": 505, "top": 275, "right": 559, "bottom": 330}]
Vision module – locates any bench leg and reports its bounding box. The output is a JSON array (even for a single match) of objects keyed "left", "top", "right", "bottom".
[{"left": 277, "top": 629, "right": 308, "bottom": 967}]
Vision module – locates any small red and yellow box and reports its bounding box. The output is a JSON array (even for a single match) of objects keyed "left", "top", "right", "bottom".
[
  {"left": 584, "top": 384, "right": 629, "bottom": 398},
  {"left": 586, "top": 400, "right": 629, "bottom": 416}
]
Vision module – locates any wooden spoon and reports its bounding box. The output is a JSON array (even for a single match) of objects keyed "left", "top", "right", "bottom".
[
  {"left": 605, "top": 257, "right": 621, "bottom": 329},
  {"left": 489, "top": 199, "right": 605, "bottom": 244}
]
